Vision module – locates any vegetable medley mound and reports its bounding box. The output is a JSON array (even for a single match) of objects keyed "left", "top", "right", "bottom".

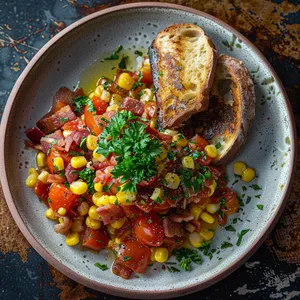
[{"left": 25, "top": 53, "right": 239, "bottom": 279}]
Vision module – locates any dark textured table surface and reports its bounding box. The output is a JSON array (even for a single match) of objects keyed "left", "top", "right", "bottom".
[{"left": 0, "top": 0, "right": 299, "bottom": 299}]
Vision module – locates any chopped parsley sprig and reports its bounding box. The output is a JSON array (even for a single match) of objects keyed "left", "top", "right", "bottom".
[
  {"left": 97, "top": 110, "right": 162, "bottom": 192},
  {"left": 73, "top": 96, "right": 96, "bottom": 113}
]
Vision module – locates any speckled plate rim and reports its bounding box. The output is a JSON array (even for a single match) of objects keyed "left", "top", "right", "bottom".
[{"left": 0, "top": 2, "right": 297, "bottom": 299}]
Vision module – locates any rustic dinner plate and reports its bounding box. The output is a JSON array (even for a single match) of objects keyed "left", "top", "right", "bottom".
[{"left": 0, "top": 3, "right": 296, "bottom": 299}]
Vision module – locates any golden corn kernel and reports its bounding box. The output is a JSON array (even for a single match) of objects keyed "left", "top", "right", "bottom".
[
  {"left": 163, "top": 129, "right": 178, "bottom": 136},
  {"left": 233, "top": 161, "right": 247, "bottom": 176},
  {"left": 111, "top": 218, "right": 126, "bottom": 229},
  {"left": 110, "top": 93, "right": 123, "bottom": 106},
  {"left": 208, "top": 179, "right": 217, "bottom": 197},
  {"left": 242, "top": 168, "right": 256, "bottom": 182},
  {"left": 45, "top": 208, "right": 57, "bottom": 220},
  {"left": 65, "top": 232, "right": 80, "bottom": 246},
  {"left": 71, "top": 156, "right": 87, "bottom": 169},
  {"left": 28, "top": 168, "right": 38, "bottom": 176},
  {"left": 150, "top": 188, "right": 164, "bottom": 201},
  {"left": 70, "top": 181, "right": 88, "bottom": 195},
  {"left": 58, "top": 217, "right": 64, "bottom": 224},
  {"left": 116, "top": 185, "right": 136, "bottom": 205},
  {"left": 200, "top": 228, "right": 214, "bottom": 241},
  {"left": 189, "top": 204, "right": 202, "bottom": 221},
  {"left": 200, "top": 212, "right": 215, "bottom": 224},
  {"left": 154, "top": 247, "right": 169, "bottom": 263},
  {"left": 94, "top": 182, "right": 103, "bottom": 192},
  {"left": 117, "top": 73, "right": 135, "bottom": 90},
  {"left": 172, "top": 134, "right": 188, "bottom": 147},
  {"left": 25, "top": 173, "right": 38, "bottom": 188},
  {"left": 106, "top": 104, "right": 119, "bottom": 112},
  {"left": 94, "top": 85, "right": 104, "bottom": 97},
  {"left": 205, "top": 144, "right": 218, "bottom": 159},
  {"left": 89, "top": 92, "right": 95, "bottom": 99},
  {"left": 188, "top": 232, "right": 203, "bottom": 248},
  {"left": 88, "top": 205, "right": 101, "bottom": 220},
  {"left": 109, "top": 196, "right": 117, "bottom": 204},
  {"left": 206, "top": 203, "right": 220, "bottom": 214},
  {"left": 53, "top": 157, "right": 64, "bottom": 171},
  {"left": 182, "top": 156, "right": 195, "bottom": 169},
  {"left": 156, "top": 147, "right": 167, "bottom": 161},
  {"left": 164, "top": 172, "right": 181, "bottom": 190},
  {"left": 86, "top": 216, "right": 101, "bottom": 230},
  {"left": 93, "top": 193, "right": 110, "bottom": 206},
  {"left": 37, "top": 171, "right": 49, "bottom": 185},
  {"left": 36, "top": 152, "right": 46, "bottom": 168},
  {"left": 86, "top": 135, "right": 98, "bottom": 151},
  {"left": 78, "top": 201, "right": 89, "bottom": 216},
  {"left": 58, "top": 207, "right": 67, "bottom": 216},
  {"left": 93, "top": 149, "right": 106, "bottom": 162},
  {"left": 150, "top": 118, "right": 157, "bottom": 129},
  {"left": 101, "top": 90, "right": 111, "bottom": 102},
  {"left": 140, "top": 88, "right": 154, "bottom": 103}
]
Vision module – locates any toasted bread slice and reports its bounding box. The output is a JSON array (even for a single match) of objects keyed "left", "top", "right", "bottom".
[
  {"left": 149, "top": 23, "right": 217, "bottom": 128},
  {"left": 187, "top": 55, "right": 256, "bottom": 165}
]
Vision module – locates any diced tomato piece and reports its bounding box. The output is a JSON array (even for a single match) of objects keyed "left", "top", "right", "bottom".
[
  {"left": 139, "top": 64, "right": 153, "bottom": 84},
  {"left": 144, "top": 101, "right": 157, "bottom": 119},
  {"left": 135, "top": 198, "right": 154, "bottom": 213},
  {"left": 62, "top": 118, "right": 85, "bottom": 131},
  {"left": 113, "top": 239, "right": 151, "bottom": 273},
  {"left": 198, "top": 155, "right": 212, "bottom": 166},
  {"left": 216, "top": 212, "right": 228, "bottom": 226},
  {"left": 46, "top": 149, "right": 71, "bottom": 174},
  {"left": 122, "top": 205, "right": 144, "bottom": 218},
  {"left": 34, "top": 180, "right": 50, "bottom": 206},
  {"left": 151, "top": 199, "right": 171, "bottom": 213},
  {"left": 133, "top": 215, "right": 164, "bottom": 246},
  {"left": 84, "top": 105, "right": 102, "bottom": 136},
  {"left": 122, "top": 97, "right": 144, "bottom": 116},
  {"left": 189, "top": 134, "right": 209, "bottom": 151},
  {"left": 112, "top": 259, "right": 133, "bottom": 279},
  {"left": 91, "top": 96, "right": 109, "bottom": 115},
  {"left": 48, "top": 183, "right": 79, "bottom": 212},
  {"left": 82, "top": 227, "right": 109, "bottom": 251}
]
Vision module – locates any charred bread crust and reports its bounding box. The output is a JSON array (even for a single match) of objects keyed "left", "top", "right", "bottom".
[{"left": 149, "top": 23, "right": 217, "bottom": 128}]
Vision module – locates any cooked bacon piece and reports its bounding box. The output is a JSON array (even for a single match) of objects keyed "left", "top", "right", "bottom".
[
  {"left": 54, "top": 215, "right": 72, "bottom": 234},
  {"left": 162, "top": 237, "right": 184, "bottom": 253},
  {"left": 163, "top": 218, "right": 184, "bottom": 237},
  {"left": 40, "top": 130, "right": 65, "bottom": 154},
  {"left": 169, "top": 210, "right": 194, "bottom": 223},
  {"left": 25, "top": 127, "right": 45, "bottom": 144},
  {"left": 65, "top": 163, "right": 79, "bottom": 184},
  {"left": 185, "top": 222, "right": 196, "bottom": 233},
  {"left": 37, "top": 105, "right": 76, "bottom": 134},
  {"left": 47, "top": 174, "right": 66, "bottom": 184},
  {"left": 72, "top": 129, "right": 89, "bottom": 145},
  {"left": 24, "top": 139, "right": 44, "bottom": 152},
  {"left": 96, "top": 204, "right": 126, "bottom": 225},
  {"left": 189, "top": 219, "right": 201, "bottom": 232},
  {"left": 112, "top": 259, "right": 133, "bottom": 279},
  {"left": 53, "top": 87, "right": 76, "bottom": 107},
  {"left": 122, "top": 97, "right": 144, "bottom": 116}
]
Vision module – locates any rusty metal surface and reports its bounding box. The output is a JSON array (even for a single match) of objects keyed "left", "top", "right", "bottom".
[{"left": 0, "top": 0, "right": 299, "bottom": 299}]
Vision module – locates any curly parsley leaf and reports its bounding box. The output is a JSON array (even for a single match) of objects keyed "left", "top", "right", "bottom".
[
  {"left": 73, "top": 96, "right": 96, "bottom": 113},
  {"left": 79, "top": 168, "right": 95, "bottom": 194},
  {"left": 173, "top": 248, "right": 202, "bottom": 271},
  {"left": 97, "top": 111, "right": 162, "bottom": 193}
]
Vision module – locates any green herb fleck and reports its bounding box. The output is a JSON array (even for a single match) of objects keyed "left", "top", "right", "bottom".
[
  {"left": 78, "top": 168, "right": 95, "bottom": 194},
  {"left": 94, "top": 262, "right": 108, "bottom": 271},
  {"left": 104, "top": 45, "right": 123, "bottom": 60},
  {"left": 236, "top": 229, "right": 250, "bottom": 246},
  {"left": 132, "top": 71, "right": 143, "bottom": 90},
  {"left": 124, "top": 256, "right": 131, "bottom": 261},
  {"left": 215, "top": 142, "right": 221, "bottom": 149},
  {"left": 225, "top": 225, "right": 236, "bottom": 232},
  {"left": 257, "top": 204, "right": 264, "bottom": 210},
  {"left": 221, "top": 241, "right": 233, "bottom": 249},
  {"left": 250, "top": 184, "right": 262, "bottom": 191},
  {"left": 60, "top": 117, "right": 69, "bottom": 123},
  {"left": 119, "top": 56, "right": 128, "bottom": 69},
  {"left": 73, "top": 96, "right": 96, "bottom": 113}
]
